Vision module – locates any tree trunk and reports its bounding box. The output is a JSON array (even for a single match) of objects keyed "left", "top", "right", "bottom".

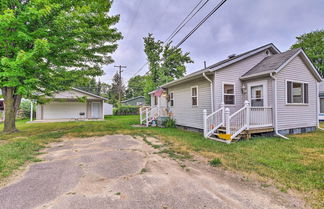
[{"left": 2, "top": 87, "right": 22, "bottom": 133}]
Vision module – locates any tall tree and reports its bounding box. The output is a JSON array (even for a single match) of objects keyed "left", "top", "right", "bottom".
[
  {"left": 126, "top": 75, "right": 146, "bottom": 99},
  {"left": 0, "top": 0, "right": 122, "bottom": 133},
  {"left": 291, "top": 30, "right": 324, "bottom": 76},
  {"left": 110, "top": 71, "right": 125, "bottom": 106},
  {"left": 143, "top": 33, "right": 193, "bottom": 103}
]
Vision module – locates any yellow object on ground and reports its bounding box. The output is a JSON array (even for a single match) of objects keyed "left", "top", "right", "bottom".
[{"left": 217, "top": 134, "right": 232, "bottom": 141}]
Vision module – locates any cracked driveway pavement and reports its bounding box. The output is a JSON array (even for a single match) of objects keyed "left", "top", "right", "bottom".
[{"left": 0, "top": 135, "right": 306, "bottom": 209}]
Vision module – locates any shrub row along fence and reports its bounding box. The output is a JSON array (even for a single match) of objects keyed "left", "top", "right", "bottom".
[{"left": 113, "top": 106, "right": 139, "bottom": 115}]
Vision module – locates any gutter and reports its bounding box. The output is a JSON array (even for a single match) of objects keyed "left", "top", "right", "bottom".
[
  {"left": 203, "top": 72, "right": 214, "bottom": 112},
  {"left": 270, "top": 72, "right": 289, "bottom": 139}
]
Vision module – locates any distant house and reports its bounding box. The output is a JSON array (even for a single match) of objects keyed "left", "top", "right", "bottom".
[
  {"left": 141, "top": 43, "right": 323, "bottom": 143},
  {"left": 122, "top": 96, "right": 146, "bottom": 106},
  {"left": 319, "top": 81, "right": 324, "bottom": 121},
  {"left": 36, "top": 88, "right": 107, "bottom": 121}
]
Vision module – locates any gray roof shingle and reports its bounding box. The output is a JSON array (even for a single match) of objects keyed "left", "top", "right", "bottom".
[{"left": 241, "top": 48, "right": 301, "bottom": 78}]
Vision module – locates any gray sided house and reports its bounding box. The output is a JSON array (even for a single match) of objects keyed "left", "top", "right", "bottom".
[
  {"left": 142, "top": 43, "right": 322, "bottom": 143},
  {"left": 36, "top": 88, "right": 107, "bottom": 121},
  {"left": 122, "top": 96, "right": 146, "bottom": 106}
]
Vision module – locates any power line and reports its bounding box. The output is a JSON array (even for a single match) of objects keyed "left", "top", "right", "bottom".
[
  {"left": 175, "top": 0, "right": 228, "bottom": 48},
  {"left": 114, "top": 65, "right": 127, "bottom": 103},
  {"left": 130, "top": 0, "right": 228, "bottom": 80},
  {"left": 130, "top": 0, "right": 208, "bottom": 79},
  {"left": 165, "top": 0, "right": 209, "bottom": 44}
]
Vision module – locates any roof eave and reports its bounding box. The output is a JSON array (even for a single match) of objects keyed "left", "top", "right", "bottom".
[
  {"left": 209, "top": 43, "right": 280, "bottom": 72},
  {"left": 161, "top": 70, "right": 213, "bottom": 88},
  {"left": 72, "top": 88, "right": 108, "bottom": 100},
  {"left": 274, "top": 49, "right": 322, "bottom": 82}
]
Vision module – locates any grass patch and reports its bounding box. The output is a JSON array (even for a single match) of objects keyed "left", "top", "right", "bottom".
[
  {"left": 0, "top": 116, "right": 322, "bottom": 208},
  {"left": 140, "top": 168, "right": 148, "bottom": 174},
  {"left": 209, "top": 158, "right": 222, "bottom": 167}
]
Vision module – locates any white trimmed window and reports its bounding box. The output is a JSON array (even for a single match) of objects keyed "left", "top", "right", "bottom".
[
  {"left": 170, "top": 92, "right": 174, "bottom": 107},
  {"left": 191, "top": 86, "right": 198, "bottom": 106},
  {"left": 286, "top": 80, "right": 308, "bottom": 104},
  {"left": 223, "top": 83, "right": 235, "bottom": 105}
]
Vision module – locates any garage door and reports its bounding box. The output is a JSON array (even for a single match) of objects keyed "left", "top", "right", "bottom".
[{"left": 43, "top": 102, "right": 87, "bottom": 119}]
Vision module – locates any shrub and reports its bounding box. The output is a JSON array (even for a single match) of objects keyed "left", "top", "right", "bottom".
[
  {"left": 18, "top": 100, "right": 36, "bottom": 119},
  {"left": 162, "top": 118, "right": 176, "bottom": 128},
  {"left": 209, "top": 158, "right": 222, "bottom": 167},
  {"left": 113, "top": 106, "right": 139, "bottom": 115}
]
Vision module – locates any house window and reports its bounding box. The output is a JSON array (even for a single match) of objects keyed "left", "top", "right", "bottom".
[
  {"left": 320, "top": 98, "right": 324, "bottom": 113},
  {"left": 251, "top": 85, "right": 264, "bottom": 106},
  {"left": 287, "top": 81, "right": 308, "bottom": 104},
  {"left": 191, "top": 86, "right": 198, "bottom": 106},
  {"left": 170, "top": 92, "right": 174, "bottom": 107},
  {"left": 154, "top": 96, "right": 158, "bottom": 106},
  {"left": 223, "top": 83, "right": 235, "bottom": 105}
]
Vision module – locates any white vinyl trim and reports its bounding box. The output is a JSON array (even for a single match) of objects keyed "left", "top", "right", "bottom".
[
  {"left": 285, "top": 79, "right": 309, "bottom": 105},
  {"left": 222, "top": 82, "right": 236, "bottom": 106}
]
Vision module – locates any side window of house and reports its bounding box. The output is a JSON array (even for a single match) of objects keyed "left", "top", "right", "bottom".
[
  {"left": 286, "top": 81, "right": 308, "bottom": 104},
  {"left": 154, "top": 96, "right": 158, "bottom": 106},
  {"left": 223, "top": 83, "right": 235, "bottom": 105},
  {"left": 191, "top": 86, "right": 198, "bottom": 106},
  {"left": 170, "top": 92, "right": 174, "bottom": 107}
]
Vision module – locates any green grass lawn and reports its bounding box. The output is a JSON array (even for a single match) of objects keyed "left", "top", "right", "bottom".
[{"left": 0, "top": 116, "right": 323, "bottom": 208}]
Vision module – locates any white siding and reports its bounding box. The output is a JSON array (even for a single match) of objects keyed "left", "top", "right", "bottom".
[
  {"left": 276, "top": 55, "right": 318, "bottom": 130},
  {"left": 168, "top": 77, "right": 212, "bottom": 129},
  {"left": 213, "top": 50, "right": 271, "bottom": 112},
  {"left": 43, "top": 102, "right": 87, "bottom": 119},
  {"left": 103, "top": 103, "right": 113, "bottom": 115}
]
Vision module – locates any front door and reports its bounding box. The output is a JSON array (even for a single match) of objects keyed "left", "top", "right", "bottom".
[
  {"left": 247, "top": 81, "right": 268, "bottom": 126},
  {"left": 92, "top": 102, "right": 100, "bottom": 118},
  {"left": 248, "top": 81, "right": 267, "bottom": 107}
]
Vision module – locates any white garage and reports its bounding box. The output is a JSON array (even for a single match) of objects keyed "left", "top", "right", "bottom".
[{"left": 36, "top": 88, "right": 107, "bottom": 121}]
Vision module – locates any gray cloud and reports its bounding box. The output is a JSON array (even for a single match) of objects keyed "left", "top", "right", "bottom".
[{"left": 101, "top": 0, "right": 324, "bottom": 83}]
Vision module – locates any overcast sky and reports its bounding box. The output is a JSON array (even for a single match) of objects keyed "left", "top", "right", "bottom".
[{"left": 101, "top": 0, "right": 324, "bottom": 84}]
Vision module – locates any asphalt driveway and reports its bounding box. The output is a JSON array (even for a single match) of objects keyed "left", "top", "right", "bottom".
[{"left": 0, "top": 135, "right": 307, "bottom": 209}]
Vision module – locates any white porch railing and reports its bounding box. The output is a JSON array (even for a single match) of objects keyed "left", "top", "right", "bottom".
[
  {"left": 227, "top": 104, "right": 248, "bottom": 139},
  {"left": 249, "top": 107, "right": 273, "bottom": 128},
  {"left": 139, "top": 106, "right": 168, "bottom": 127},
  {"left": 203, "top": 100, "right": 273, "bottom": 141},
  {"left": 203, "top": 103, "right": 225, "bottom": 138}
]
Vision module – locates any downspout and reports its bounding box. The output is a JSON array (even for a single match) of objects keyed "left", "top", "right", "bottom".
[
  {"left": 203, "top": 72, "right": 214, "bottom": 112},
  {"left": 270, "top": 72, "right": 289, "bottom": 139},
  {"left": 317, "top": 82, "right": 324, "bottom": 130}
]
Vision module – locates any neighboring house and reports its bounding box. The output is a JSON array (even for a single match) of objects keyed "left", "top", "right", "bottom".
[
  {"left": 122, "top": 96, "right": 146, "bottom": 106},
  {"left": 319, "top": 81, "right": 324, "bottom": 121},
  {"left": 36, "top": 88, "right": 107, "bottom": 121},
  {"left": 142, "top": 43, "right": 322, "bottom": 143}
]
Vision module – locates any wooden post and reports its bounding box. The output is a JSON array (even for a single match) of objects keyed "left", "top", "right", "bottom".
[
  {"left": 225, "top": 108, "right": 230, "bottom": 134},
  {"left": 203, "top": 109, "right": 207, "bottom": 138},
  {"left": 245, "top": 100, "right": 250, "bottom": 130}
]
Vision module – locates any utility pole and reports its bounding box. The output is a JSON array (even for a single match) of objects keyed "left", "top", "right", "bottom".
[{"left": 114, "top": 65, "right": 127, "bottom": 104}]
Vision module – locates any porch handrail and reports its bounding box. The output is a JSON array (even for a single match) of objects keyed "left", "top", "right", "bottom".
[
  {"left": 203, "top": 103, "right": 225, "bottom": 138},
  {"left": 227, "top": 102, "right": 249, "bottom": 139}
]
